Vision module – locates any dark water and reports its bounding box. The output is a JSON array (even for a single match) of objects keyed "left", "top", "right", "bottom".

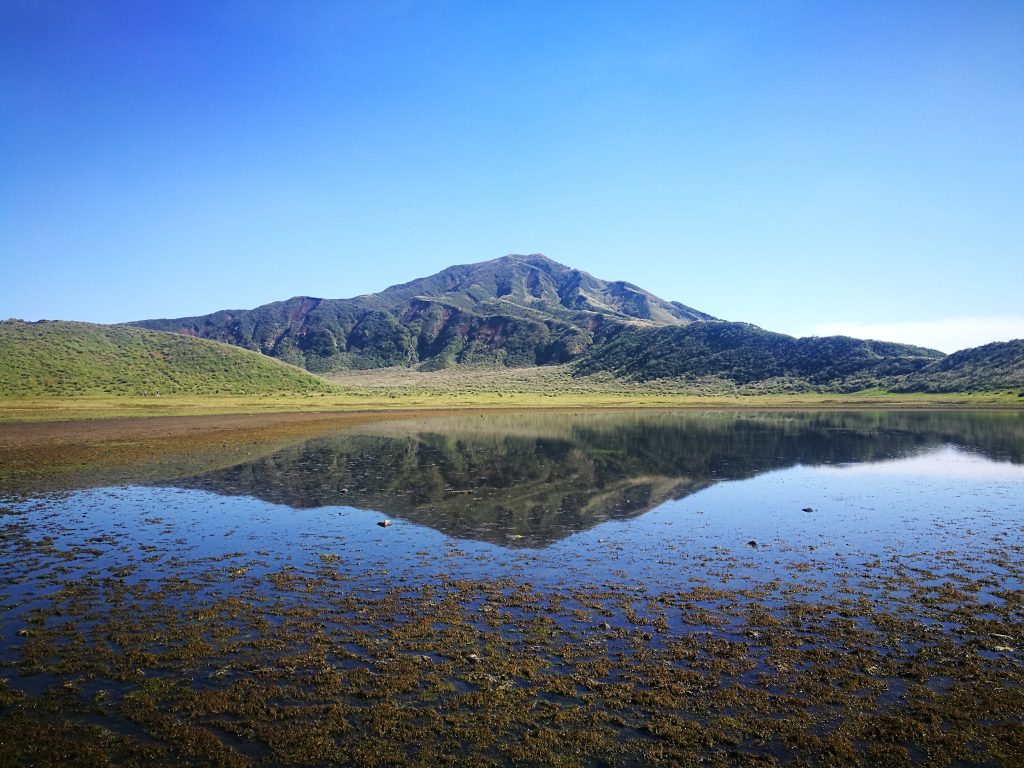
[{"left": 1, "top": 410, "right": 1023, "bottom": 766}]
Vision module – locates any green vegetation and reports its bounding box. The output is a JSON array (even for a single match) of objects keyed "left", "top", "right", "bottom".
[
  {"left": 0, "top": 320, "right": 334, "bottom": 398},
  {"left": 894, "top": 339, "right": 1024, "bottom": 393},
  {"left": 127, "top": 254, "right": 1023, "bottom": 396},
  {"left": 328, "top": 367, "right": 1024, "bottom": 407},
  {"left": 572, "top": 321, "right": 943, "bottom": 389},
  {"left": 1, "top": 312, "right": 1020, "bottom": 424},
  {"left": 0, "top": 395, "right": 347, "bottom": 422},
  {"left": 2, "top": 365, "right": 1021, "bottom": 424},
  {"left": 132, "top": 254, "right": 712, "bottom": 371}
]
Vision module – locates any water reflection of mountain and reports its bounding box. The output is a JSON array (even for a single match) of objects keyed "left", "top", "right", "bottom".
[{"left": 167, "top": 410, "right": 1024, "bottom": 547}]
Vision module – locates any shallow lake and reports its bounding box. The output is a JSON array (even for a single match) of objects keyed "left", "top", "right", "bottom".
[{"left": 1, "top": 410, "right": 1022, "bottom": 766}]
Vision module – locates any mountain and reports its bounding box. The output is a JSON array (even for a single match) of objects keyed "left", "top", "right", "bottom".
[
  {"left": 571, "top": 322, "right": 944, "bottom": 391},
  {"left": 0, "top": 320, "right": 333, "bottom": 398},
  {"left": 131, "top": 253, "right": 1019, "bottom": 392},
  {"left": 893, "top": 339, "right": 1024, "bottom": 393},
  {"left": 132, "top": 254, "right": 714, "bottom": 372}
]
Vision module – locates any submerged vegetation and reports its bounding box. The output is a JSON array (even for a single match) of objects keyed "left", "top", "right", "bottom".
[
  {"left": 2, "top": 537, "right": 1021, "bottom": 767},
  {"left": 1, "top": 408, "right": 1023, "bottom": 766}
]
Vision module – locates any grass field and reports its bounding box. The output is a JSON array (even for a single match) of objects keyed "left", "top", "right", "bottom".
[
  {"left": 2, "top": 387, "right": 1021, "bottom": 423},
  {"left": 326, "top": 364, "right": 1024, "bottom": 402},
  {"left": 0, "top": 320, "right": 332, "bottom": 398}
]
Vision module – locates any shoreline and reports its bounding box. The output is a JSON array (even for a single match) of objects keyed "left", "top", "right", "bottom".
[
  {"left": 4, "top": 400, "right": 1024, "bottom": 444},
  {"left": 3, "top": 399, "right": 1024, "bottom": 446},
  {"left": 2, "top": 390, "right": 1022, "bottom": 429}
]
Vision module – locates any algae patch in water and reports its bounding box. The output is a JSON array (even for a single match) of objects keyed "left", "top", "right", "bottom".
[{"left": 1, "top": 508, "right": 1022, "bottom": 767}]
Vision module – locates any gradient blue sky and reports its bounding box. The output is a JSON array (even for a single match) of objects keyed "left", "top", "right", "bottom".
[{"left": 2, "top": 0, "right": 1022, "bottom": 352}]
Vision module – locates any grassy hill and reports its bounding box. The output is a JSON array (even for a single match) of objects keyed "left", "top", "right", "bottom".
[
  {"left": 0, "top": 320, "right": 335, "bottom": 398},
  {"left": 571, "top": 321, "right": 944, "bottom": 391},
  {"left": 895, "top": 339, "right": 1024, "bottom": 393}
]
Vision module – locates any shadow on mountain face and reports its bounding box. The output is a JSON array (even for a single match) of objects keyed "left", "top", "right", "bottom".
[{"left": 161, "top": 410, "right": 1024, "bottom": 547}]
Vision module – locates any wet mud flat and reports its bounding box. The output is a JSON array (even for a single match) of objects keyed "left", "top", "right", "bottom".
[
  {"left": 0, "top": 411, "right": 414, "bottom": 495},
  {"left": 1, "top": 495, "right": 1022, "bottom": 767}
]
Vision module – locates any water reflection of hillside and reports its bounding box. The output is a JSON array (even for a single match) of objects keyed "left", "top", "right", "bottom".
[{"left": 167, "top": 410, "right": 1024, "bottom": 547}]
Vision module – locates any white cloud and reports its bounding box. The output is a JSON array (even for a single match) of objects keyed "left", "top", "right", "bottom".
[
  {"left": 794, "top": 315, "right": 1024, "bottom": 353},
  {"left": 818, "top": 446, "right": 1024, "bottom": 480}
]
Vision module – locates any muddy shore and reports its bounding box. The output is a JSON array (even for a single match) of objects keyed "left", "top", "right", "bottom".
[{"left": 0, "top": 411, "right": 421, "bottom": 494}]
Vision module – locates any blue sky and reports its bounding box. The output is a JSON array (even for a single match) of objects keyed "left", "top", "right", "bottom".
[{"left": 2, "top": 0, "right": 1022, "bottom": 352}]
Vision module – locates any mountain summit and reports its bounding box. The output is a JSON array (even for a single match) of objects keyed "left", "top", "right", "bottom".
[
  {"left": 133, "top": 254, "right": 715, "bottom": 371},
  {"left": 368, "top": 254, "right": 712, "bottom": 325}
]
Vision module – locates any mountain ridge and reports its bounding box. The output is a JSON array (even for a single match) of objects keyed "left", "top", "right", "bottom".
[
  {"left": 893, "top": 339, "right": 1024, "bottom": 393},
  {"left": 571, "top": 321, "right": 944, "bottom": 391},
  {"left": 128, "top": 253, "right": 1021, "bottom": 393},
  {"left": 132, "top": 253, "right": 716, "bottom": 372}
]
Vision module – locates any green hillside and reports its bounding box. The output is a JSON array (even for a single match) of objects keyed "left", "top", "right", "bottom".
[
  {"left": 39, "top": 252, "right": 1024, "bottom": 397},
  {"left": 0, "top": 320, "right": 334, "bottom": 398},
  {"left": 894, "top": 339, "right": 1024, "bottom": 393},
  {"left": 571, "top": 321, "right": 943, "bottom": 391}
]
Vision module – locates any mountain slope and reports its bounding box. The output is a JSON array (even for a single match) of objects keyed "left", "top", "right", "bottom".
[
  {"left": 133, "top": 254, "right": 714, "bottom": 372},
  {"left": 893, "top": 339, "right": 1024, "bottom": 393},
  {"left": 572, "top": 322, "right": 944, "bottom": 390},
  {"left": 0, "top": 320, "right": 333, "bottom": 397},
  {"left": 129, "top": 253, "right": 1019, "bottom": 393}
]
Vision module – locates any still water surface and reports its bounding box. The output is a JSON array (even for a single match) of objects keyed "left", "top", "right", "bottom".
[{"left": 1, "top": 410, "right": 1022, "bottom": 766}]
